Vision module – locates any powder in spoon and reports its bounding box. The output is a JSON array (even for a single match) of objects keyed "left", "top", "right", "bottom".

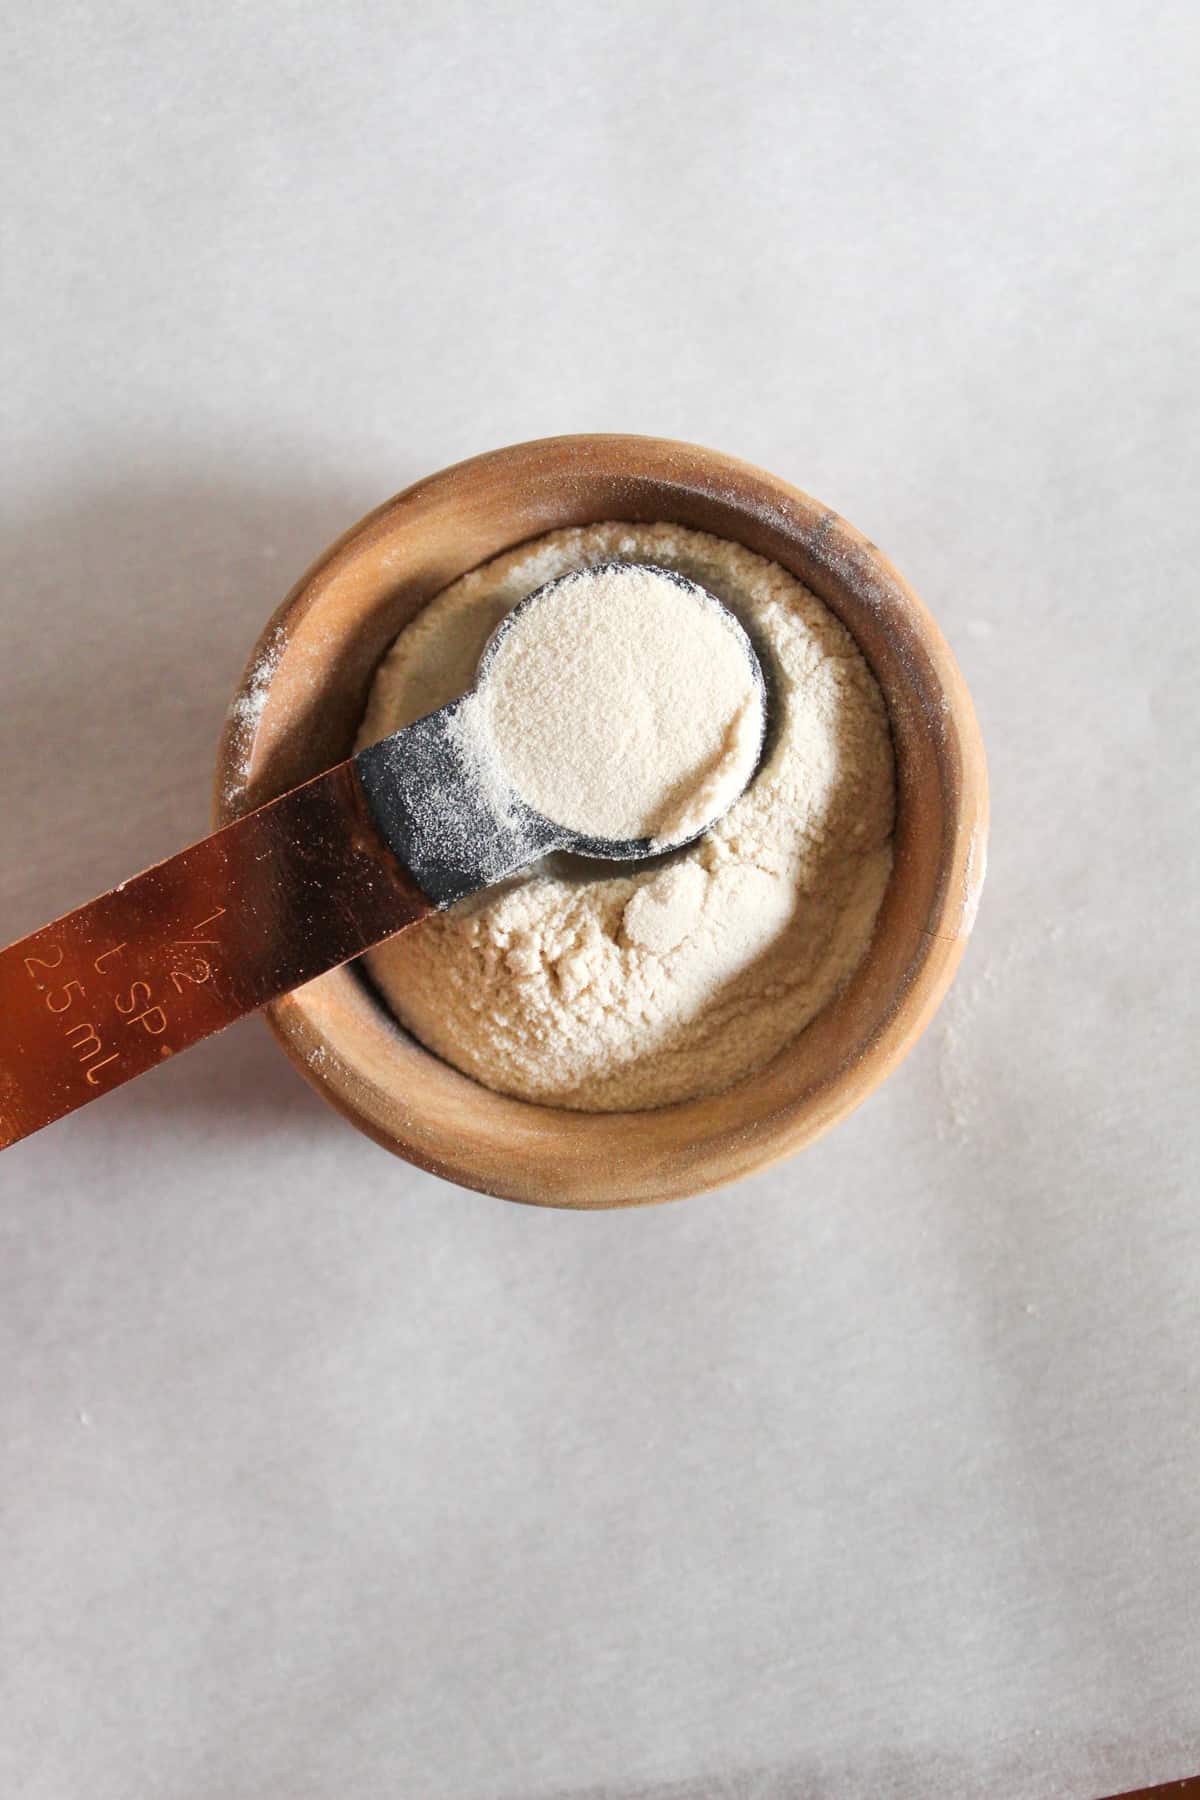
[{"left": 470, "top": 563, "right": 763, "bottom": 844}]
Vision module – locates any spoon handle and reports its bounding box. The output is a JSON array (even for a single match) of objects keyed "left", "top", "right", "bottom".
[{"left": 0, "top": 760, "right": 432, "bottom": 1152}]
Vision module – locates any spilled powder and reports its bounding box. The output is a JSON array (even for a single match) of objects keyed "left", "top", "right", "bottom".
[
  {"left": 357, "top": 521, "right": 896, "bottom": 1112},
  {"left": 221, "top": 628, "right": 283, "bottom": 808},
  {"left": 472, "top": 563, "right": 763, "bottom": 844}
]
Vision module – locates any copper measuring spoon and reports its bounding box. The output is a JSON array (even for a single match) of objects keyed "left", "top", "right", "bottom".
[{"left": 0, "top": 565, "right": 765, "bottom": 1152}]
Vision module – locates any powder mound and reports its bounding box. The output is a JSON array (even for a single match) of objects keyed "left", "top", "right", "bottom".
[
  {"left": 621, "top": 862, "right": 708, "bottom": 954},
  {"left": 356, "top": 521, "right": 896, "bottom": 1113},
  {"left": 480, "top": 562, "right": 763, "bottom": 844}
]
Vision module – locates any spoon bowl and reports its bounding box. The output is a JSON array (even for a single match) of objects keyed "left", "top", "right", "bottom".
[{"left": 354, "top": 560, "right": 769, "bottom": 906}]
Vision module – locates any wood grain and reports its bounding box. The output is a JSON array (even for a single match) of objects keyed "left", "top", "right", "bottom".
[{"left": 213, "top": 436, "right": 988, "bottom": 1208}]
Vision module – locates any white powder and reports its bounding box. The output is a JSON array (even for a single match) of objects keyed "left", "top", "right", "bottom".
[
  {"left": 357, "top": 522, "right": 896, "bottom": 1112},
  {"left": 475, "top": 563, "right": 762, "bottom": 844},
  {"left": 222, "top": 628, "right": 284, "bottom": 807}
]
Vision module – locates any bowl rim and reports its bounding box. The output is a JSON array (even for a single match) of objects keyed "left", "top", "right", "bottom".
[{"left": 213, "top": 434, "right": 988, "bottom": 1208}]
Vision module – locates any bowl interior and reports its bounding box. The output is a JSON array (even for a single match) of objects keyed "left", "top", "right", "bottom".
[{"left": 214, "top": 436, "right": 986, "bottom": 1207}]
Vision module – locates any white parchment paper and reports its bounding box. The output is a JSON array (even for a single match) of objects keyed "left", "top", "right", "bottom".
[{"left": 1, "top": 3, "right": 1197, "bottom": 1795}]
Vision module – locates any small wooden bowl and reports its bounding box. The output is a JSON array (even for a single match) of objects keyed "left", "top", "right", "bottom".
[{"left": 214, "top": 436, "right": 987, "bottom": 1208}]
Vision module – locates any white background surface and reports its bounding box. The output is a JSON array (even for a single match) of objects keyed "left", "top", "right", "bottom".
[{"left": 2, "top": 4, "right": 1197, "bottom": 1797}]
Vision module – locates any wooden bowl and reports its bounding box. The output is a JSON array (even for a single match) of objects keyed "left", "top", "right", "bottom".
[{"left": 214, "top": 436, "right": 987, "bottom": 1208}]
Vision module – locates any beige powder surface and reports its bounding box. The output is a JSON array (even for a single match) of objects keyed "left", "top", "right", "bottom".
[
  {"left": 357, "top": 521, "right": 896, "bottom": 1112},
  {"left": 478, "top": 562, "right": 763, "bottom": 844}
]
